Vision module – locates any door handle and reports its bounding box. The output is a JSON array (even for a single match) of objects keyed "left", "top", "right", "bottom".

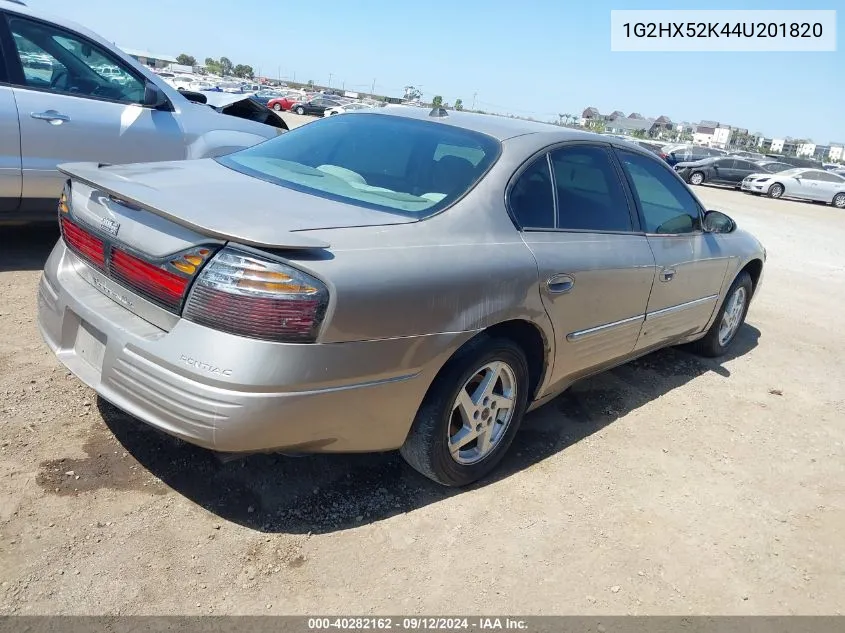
[
  {"left": 660, "top": 269, "right": 676, "bottom": 282},
  {"left": 547, "top": 274, "right": 574, "bottom": 294},
  {"left": 31, "top": 110, "right": 70, "bottom": 124}
]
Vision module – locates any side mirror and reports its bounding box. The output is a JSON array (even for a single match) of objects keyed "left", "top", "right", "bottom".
[
  {"left": 703, "top": 210, "right": 736, "bottom": 234},
  {"left": 143, "top": 82, "right": 169, "bottom": 109}
]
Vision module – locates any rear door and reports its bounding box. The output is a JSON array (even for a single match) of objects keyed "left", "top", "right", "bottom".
[
  {"left": 813, "top": 171, "right": 845, "bottom": 202},
  {"left": 0, "top": 27, "right": 21, "bottom": 213},
  {"left": 709, "top": 158, "right": 734, "bottom": 183},
  {"left": 2, "top": 14, "right": 187, "bottom": 207},
  {"left": 509, "top": 143, "right": 657, "bottom": 389},
  {"left": 614, "top": 148, "right": 731, "bottom": 349}
]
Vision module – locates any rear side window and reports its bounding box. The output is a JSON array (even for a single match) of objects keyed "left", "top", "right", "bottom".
[
  {"left": 508, "top": 155, "right": 555, "bottom": 229},
  {"left": 549, "top": 145, "right": 633, "bottom": 232},
  {"left": 218, "top": 113, "right": 501, "bottom": 218}
]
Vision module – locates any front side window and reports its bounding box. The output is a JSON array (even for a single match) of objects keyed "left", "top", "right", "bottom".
[
  {"left": 617, "top": 149, "right": 702, "bottom": 234},
  {"left": 218, "top": 113, "right": 500, "bottom": 217},
  {"left": 550, "top": 145, "right": 633, "bottom": 232},
  {"left": 9, "top": 17, "right": 145, "bottom": 104}
]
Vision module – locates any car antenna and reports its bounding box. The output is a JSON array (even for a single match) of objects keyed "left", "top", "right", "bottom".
[{"left": 429, "top": 106, "right": 448, "bottom": 118}]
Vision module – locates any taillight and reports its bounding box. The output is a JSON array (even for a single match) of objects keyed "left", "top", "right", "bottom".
[
  {"left": 60, "top": 217, "right": 106, "bottom": 269},
  {"left": 110, "top": 249, "right": 190, "bottom": 309},
  {"left": 183, "top": 248, "right": 329, "bottom": 343}
]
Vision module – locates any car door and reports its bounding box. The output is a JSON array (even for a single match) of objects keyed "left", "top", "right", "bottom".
[
  {"left": 508, "top": 143, "right": 657, "bottom": 389},
  {"left": 0, "top": 41, "right": 21, "bottom": 213},
  {"left": 732, "top": 159, "right": 758, "bottom": 183},
  {"left": 813, "top": 171, "right": 845, "bottom": 202},
  {"left": 614, "top": 148, "right": 731, "bottom": 350},
  {"left": 2, "top": 14, "right": 187, "bottom": 206},
  {"left": 709, "top": 158, "right": 734, "bottom": 183},
  {"left": 785, "top": 170, "right": 818, "bottom": 199},
  {"left": 800, "top": 170, "right": 835, "bottom": 201}
]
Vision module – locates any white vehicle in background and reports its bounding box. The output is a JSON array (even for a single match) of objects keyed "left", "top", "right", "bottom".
[
  {"left": 323, "top": 101, "right": 371, "bottom": 116},
  {"left": 741, "top": 168, "right": 845, "bottom": 208},
  {"left": 188, "top": 79, "right": 216, "bottom": 92},
  {"left": 0, "top": 0, "right": 287, "bottom": 224}
]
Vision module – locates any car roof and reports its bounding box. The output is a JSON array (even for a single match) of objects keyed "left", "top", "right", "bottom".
[{"left": 366, "top": 106, "right": 632, "bottom": 144}]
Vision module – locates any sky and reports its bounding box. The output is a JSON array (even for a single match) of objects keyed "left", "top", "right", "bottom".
[{"left": 30, "top": 0, "right": 845, "bottom": 143}]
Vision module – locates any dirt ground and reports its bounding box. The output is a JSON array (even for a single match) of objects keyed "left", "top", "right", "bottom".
[{"left": 1, "top": 178, "right": 844, "bottom": 615}]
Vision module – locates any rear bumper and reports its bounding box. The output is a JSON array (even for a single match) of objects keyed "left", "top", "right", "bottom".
[{"left": 37, "top": 241, "right": 473, "bottom": 454}]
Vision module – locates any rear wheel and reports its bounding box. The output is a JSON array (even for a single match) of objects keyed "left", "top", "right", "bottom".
[
  {"left": 400, "top": 335, "right": 530, "bottom": 487},
  {"left": 832, "top": 192, "right": 845, "bottom": 209},
  {"left": 768, "top": 182, "right": 784, "bottom": 199},
  {"left": 689, "top": 271, "right": 753, "bottom": 358},
  {"left": 689, "top": 171, "right": 705, "bottom": 185}
]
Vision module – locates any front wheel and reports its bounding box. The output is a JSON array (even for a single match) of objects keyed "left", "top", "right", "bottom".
[
  {"left": 689, "top": 171, "right": 705, "bottom": 185},
  {"left": 832, "top": 192, "right": 845, "bottom": 209},
  {"left": 768, "top": 182, "right": 784, "bottom": 199},
  {"left": 400, "top": 335, "right": 530, "bottom": 487},
  {"left": 295, "top": 106, "right": 305, "bottom": 115},
  {"left": 272, "top": 103, "right": 282, "bottom": 111},
  {"left": 689, "top": 271, "right": 753, "bottom": 358}
]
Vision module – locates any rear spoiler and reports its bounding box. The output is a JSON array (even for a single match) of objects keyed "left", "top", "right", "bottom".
[{"left": 57, "top": 162, "right": 331, "bottom": 250}]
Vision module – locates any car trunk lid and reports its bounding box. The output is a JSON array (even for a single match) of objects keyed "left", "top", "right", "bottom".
[{"left": 58, "top": 159, "right": 419, "bottom": 250}]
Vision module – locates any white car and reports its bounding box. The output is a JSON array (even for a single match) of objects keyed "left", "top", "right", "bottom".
[
  {"left": 323, "top": 102, "right": 372, "bottom": 116},
  {"left": 741, "top": 168, "right": 845, "bottom": 208}
]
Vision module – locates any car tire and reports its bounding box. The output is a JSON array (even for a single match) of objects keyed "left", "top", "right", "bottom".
[
  {"left": 295, "top": 106, "right": 305, "bottom": 115},
  {"left": 689, "top": 271, "right": 753, "bottom": 358},
  {"left": 832, "top": 192, "right": 845, "bottom": 209},
  {"left": 689, "top": 171, "right": 705, "bottom": 185},
  {"left": 272, "top": 103, "right": 282, "bottom": 111},
  {"left": 399, "top": 335, "right": 530, "bottom": 487},
  {"left": 767, "top": 182, "right": 785, "bottom": 199}
]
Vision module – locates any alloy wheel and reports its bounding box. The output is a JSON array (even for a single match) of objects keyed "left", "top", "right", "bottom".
[
  {"left": 718, "top": 286, "right": 747, "bottom": 346},
  {"left": 448, "top": 361, "right": 517, "bottom": 465},
  {"left": 833, "top": 193, "right": 845, "bottom": 209},
  {"left": 690, "top": 172, "right": 704, "bottom": 185}
]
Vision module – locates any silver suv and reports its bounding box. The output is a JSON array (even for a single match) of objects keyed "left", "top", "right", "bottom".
[{"left": 0, "top": 1, "right": 282, "bottom": 223}]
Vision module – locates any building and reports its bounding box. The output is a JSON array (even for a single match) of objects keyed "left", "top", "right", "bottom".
[
  {"left": 692, "top": 121, "right": 731, "bottom": 148},
  {"left": 829, "top": 144, "right": 844, "bottom": 161},
  {"left": 757, "top": 137, "right": 773, "bottom": 152},
  {"left": 604, "top": 117, "right": 656, "bottom": 137},
  {"left": 797, "top": 142, "right": 817, "bottom": 157},
  {"left": 120, "top": 47, "right": 178, "bottom": 70}
]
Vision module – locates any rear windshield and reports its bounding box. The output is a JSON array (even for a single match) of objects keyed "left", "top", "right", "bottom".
[{"left": 217, "top": 113, "right": 501, "bottom": 217}]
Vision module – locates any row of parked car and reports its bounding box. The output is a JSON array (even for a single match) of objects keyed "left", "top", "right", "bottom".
[{"left": 625, "top": 142, "right": 845, "bottom": 209}]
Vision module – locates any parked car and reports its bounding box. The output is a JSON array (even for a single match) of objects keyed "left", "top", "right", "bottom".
[
  {"left": 323, "top": 102, "right": 371, "bottom": 116},
  {"left": 729, "top": 150, "right": 766, "bottom": 161},
  {"left": 661, "top": 144, "right": 725, "bottom": 166},
  {"left": 0, "top": 1, "right": 283, "bottom": 224},
  {"left": 753, "top": 160, "right": 794, "bottom": 174},
  {"left": 38, "top": 108, "right": 766, "bottom": 487},
  {"left": 674, "top": 156, "right": 763, "bottom": 187},
  {"left": 762, "top": 155, "right": 823, "bottom": 169},
  {"left": 292, "top": 97, "right": 343, "bottom": 116},
  {"left": 198, "top": 91, "right": 288, "bottom": 132},
  {"left": 741, "top": 168, "right": 845, "bottom": 207},
  {"left": 267, "top": 95, "right": 299, "bottom": 112}
]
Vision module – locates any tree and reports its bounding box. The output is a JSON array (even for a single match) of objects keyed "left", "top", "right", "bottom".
[
  {"left": 307, "top": 79, "right": 315, "bottom": 88},
  {"left": 403, "top": 85, "right": 422, "bottom": 101},
  {"left": 219, "top": 57, "right": 234, "bottom": 76},
  {"left": 204, "top": 57, "right": 222, "bottom": 76},
  {"left": 632, "top": 129, "right": 647, "bottom": 139},
  {"left": 431, "top": 95, "right": 443, "bottom": 108},
  {"left": 176, "top": 54, "right": 196, "bottom": 67},
  {"left": 588, "top": 120, "right": 605, "bottom": 133},
  {"left": 454, "top": 98, "right": 463, "bottom": 111},
  {"left": 233, "top": 64, "right": 254, "bottom": 79}
]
